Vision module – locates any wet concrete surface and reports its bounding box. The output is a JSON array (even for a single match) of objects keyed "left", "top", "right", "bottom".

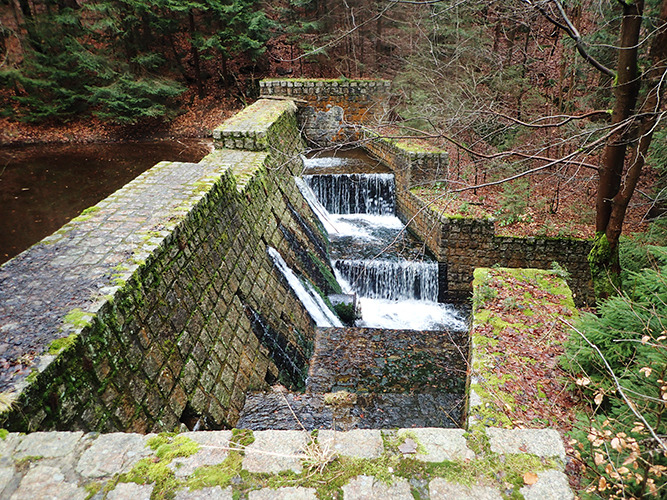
[
  {"left": 308, "top": 328, "right": 468, "bottom": 394},
  {"left": 237, "top": 391, "right": 464, "bottom": 430}
]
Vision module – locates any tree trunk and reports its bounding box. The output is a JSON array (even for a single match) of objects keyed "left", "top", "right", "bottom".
[
  {"left": 589, "top": 0, "right": 667, "bottom": 299},
  {"left": 606, "top": 0, "right": 667, "bottom": 251}
]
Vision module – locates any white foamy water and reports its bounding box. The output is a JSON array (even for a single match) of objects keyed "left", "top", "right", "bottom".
[
  {"left": 294, "top": 177, "right": 340, "bottom": 234},
  {"left": 334, "top": 258, "right": 439, "bottom": 301},
  {"left": 268, "top": 247, "right": 342, "bottom": 328},
  {"left": 304, "top": 173, "right": 395, "bottom": 215},
  {"left": 329, "top": 214, "right": 404, "bottom": 239},
  {"left": 302, "top": 156, "right": 349, "bottom": 168},
  {"left": 356, "top": 298, "right": 468, "bottom": 331}
]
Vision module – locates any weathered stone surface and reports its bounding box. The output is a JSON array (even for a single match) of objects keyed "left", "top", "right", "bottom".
[
  {"left": 13, "top": 431, "right": 82, "bottom": 459},
  {"left": 76, "top": 433, "right": 150, "bottom": 478},
  {"left": 170, "top": 431, "right": 232, "bottom": 478},
  {"left": 0, "top": 466, "right": 16, "bottom": 495},
  {"left": 9, "top": 465, "right": 87, "bottom": 500},
  {"left": 520, "top": 469, "right": 573, "bottom": 500},
  {"left": 0, "top": 434, "right": 22, "bottom": 463},
  {"left": 399, "top": 428, "right": 475, "bottom": 462},
  {"left": 318, "top": 430, "right": 383, "bottom": 459},
  {"left": 243, "top": 430, "right": 308, "bottom": 474},
  {"left": 341, "top": 475, "right": 413, "bottom": 499},
  {"left": 174, "top": 486, "right": 233, "bottom": 500},
  {"left": 487, "top": 428, "right": 566, "bottom": 461},
  {"left": 1, "top": 96, "right": 324, "bottom": 435},
  {"left": 106, "top": 482, "right": 154, "bottom": 500},
  {"left": 429, "top": 478, "right": 502, "bottom": 500},
  {"left": 248, "top": 486, "right": 318, "bottom": 500}
]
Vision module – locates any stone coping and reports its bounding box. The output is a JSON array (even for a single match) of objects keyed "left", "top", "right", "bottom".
[
  {"left": 362, "top": 127, "right": 449, "bottom": 156},
  {"left": 467, "top": 267, "right": 577, "bottom": 430},
  {"left": 260, "top": 78, "right": 391, "bottom": 88},
  {"left": 212, "top": 99, "right": 297, "bottom": 151},
  {"left": 0, "top": 427, "right": 572, "bottom": 499}
]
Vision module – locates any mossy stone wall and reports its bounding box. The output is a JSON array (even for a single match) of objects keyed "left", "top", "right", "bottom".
[
  {"left": 0, "top": 101, "right": 335, "bottom": 433},
  {"left": 370, "top": 137, "right": 594, "bottom": 305},
  {"left": 363, "top": 129, "right": 450, "bottom": 187},
  {"left": 259, "top": 79, "right": 391, "bottom": 146}
]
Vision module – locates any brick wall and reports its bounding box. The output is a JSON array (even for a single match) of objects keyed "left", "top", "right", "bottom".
[{"left": 0, "top": 100, "right": 338, "bottom": 433}]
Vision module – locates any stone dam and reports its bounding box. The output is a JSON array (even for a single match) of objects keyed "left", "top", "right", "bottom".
[{"left": 0, "top": 79, "right": 584, "bottom": 498}]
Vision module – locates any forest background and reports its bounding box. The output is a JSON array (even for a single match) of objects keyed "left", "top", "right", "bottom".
[{"left": 1, "top": 0, "right": 666, "bottom": 498}]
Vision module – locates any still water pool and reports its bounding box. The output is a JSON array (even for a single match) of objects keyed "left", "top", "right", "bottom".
[{"left": 0, "top": 139, "right": 212, "bottom": 264}]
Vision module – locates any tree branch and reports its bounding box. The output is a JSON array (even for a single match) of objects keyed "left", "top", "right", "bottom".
[
  {"left": 561, "top": 318, "right": 667, "bottom": 454},
  {"left": 489, "top": 110, "right": 611, "bottom": 128},
  {"left": 523, "top": 0, "right": 616, "bottom": 77}
]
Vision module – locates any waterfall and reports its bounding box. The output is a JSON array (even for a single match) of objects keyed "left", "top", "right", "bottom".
[
  {"left": 294, "top": 177, "right": 339, "bottom": 234},
  {"left": 334, "top": 259, "right": 439, "bottom": 302},
  {"left": 267, "top": 247, "right": 342, "bottom": 328},
  {"left": 245, "top": 306, "right": 307, "bottom": 388},
  {"left": 304, "top": 173, "right": 395, "bottom": 215}
]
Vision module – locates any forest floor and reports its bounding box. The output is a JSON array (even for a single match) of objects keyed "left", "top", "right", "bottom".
[{"left": 0, "top": 91, "right": 242, "bottom": 145}]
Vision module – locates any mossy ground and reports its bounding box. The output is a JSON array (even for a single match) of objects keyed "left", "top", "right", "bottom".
[{"left": 469, "top": 267, "right": 579, "bottom": 430}]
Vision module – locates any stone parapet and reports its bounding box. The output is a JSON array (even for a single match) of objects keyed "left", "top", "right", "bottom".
[
  {"left": 363, "top": 129, "right": 449, "bottom": 187},
  {"left": 212, "top": 99, "right": 303, "bottom": 159},
  {"left": 260, "top": 79, "right": 391, "bottom": 146}
]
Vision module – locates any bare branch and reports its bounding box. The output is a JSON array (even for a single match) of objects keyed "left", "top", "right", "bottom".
[
  {"left": 523, "top": 0, "right": 616, "bottom": 77},
  {"left": 561, "top": 318, "right": 667, "bottom": 454},
  {"left": 489, "top": 110, "right": 611, "bottom": 129}
]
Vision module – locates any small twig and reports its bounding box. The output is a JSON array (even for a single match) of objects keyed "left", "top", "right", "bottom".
[{"left": 560, "top": 318, "right": 667, "bottom": 453}]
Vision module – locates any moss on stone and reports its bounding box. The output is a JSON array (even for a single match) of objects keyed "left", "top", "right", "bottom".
[
  {"left": 63, "top": 309, "right": 93, "bottom": 330},
  {"left": 147, "top": 433, "right": 201, "bottom": 461},
  {"left": 47, "top": 333, "right": 79, "bottom": 355},
  {"left": 588, "top": 231, "right": 621, "bottom": 299},
  {"left": 186, "top": 453, "right": 243, "bottom": 491},
  {"left": 70, "top": 205, "right": 101, "bottom": 223}
]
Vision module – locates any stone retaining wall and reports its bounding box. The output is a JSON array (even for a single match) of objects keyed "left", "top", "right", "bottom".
[
  {"left": 0, "top": 100, "right": 339, "bottom": 433},
  {"left": 363, "top": 132, "right": 594, "bottom": 305},
  {"left": 395, "top": 196, "right": 594, "bottom": 305},
  {"left": 363, "top": 129, "right": 450, "bottom": 187},
  {"left": 259, "top": 79, "right": 391, "bottom": 146}
]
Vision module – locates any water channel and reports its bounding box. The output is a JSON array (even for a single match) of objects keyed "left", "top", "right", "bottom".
[
  {"left": 237, "top": 149, "right": 469, "bottom": 431},
  {"left": 0, "top": 140, "right": 212, "bottom": 264}
]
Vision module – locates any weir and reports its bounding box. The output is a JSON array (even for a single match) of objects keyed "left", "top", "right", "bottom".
[
  {"left": 235, "top": 150, "right": 469, "bottom": 431},
  {"left": 0, "top": 79, "right": 575, "bottom": 499},
  {"left": 304, "top": 173, "right": 395, "bottom": 215}
]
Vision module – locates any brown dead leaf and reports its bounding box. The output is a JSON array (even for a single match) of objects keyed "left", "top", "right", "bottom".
[{"left": 523, "top": 472, "right": 539, "bottom": 485}]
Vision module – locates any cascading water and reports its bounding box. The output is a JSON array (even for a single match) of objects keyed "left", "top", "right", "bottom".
[
  {"left": 267, "top": 246, "right": 342, "bottom": 328},
  {"left": 304, "top": 173, "right": 395, "bottom": 215},
  {"left": 236, "top": 152, "right": 468, "bottom": 431},
  {"left": 333, "top": 259, "right": 438, "bottom": 301},
  {"left": 301, "top": 158, "right": 467, "bottom": 332}
]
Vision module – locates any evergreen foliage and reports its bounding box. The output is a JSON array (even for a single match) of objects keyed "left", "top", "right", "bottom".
[
  {"left": 0, "top": 0, "right": 271, "bottom": 123},
  {"left": 563, "top": 245, "right": 667, "bottom": 497}
]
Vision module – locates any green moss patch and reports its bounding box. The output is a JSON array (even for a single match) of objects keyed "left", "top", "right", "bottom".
[{"left": 469, "top": 267, "right": 578, "bottom": 430}]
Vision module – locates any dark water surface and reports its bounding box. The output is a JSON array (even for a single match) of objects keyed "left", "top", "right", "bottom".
[{"left": 0, "top": 139, "right": 212, "bottom": 265}]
